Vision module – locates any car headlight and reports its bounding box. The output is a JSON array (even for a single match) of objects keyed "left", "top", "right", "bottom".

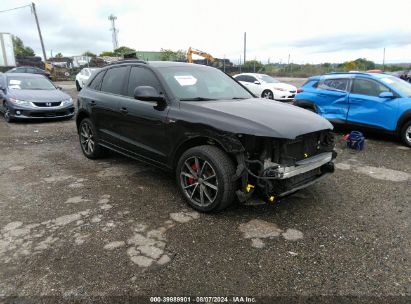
[
  {"left": 9, "top": 98, "right": 32, "bottom": 107},
  {"left": 61, "top": 98, "right": 73, "bottom": 106}
]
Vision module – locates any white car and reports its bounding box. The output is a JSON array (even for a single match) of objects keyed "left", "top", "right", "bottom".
[
  {"left": 75, "top": 67, "right": 100, "bottom": 91},
  {"left": 233, "top": 73, "right": 297, "bottom": 101}
]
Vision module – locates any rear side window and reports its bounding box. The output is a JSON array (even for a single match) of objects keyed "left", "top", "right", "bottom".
[
  {"left": 127, "top": 67, "right": 161, "bottom": 97},
  {"left": 88, "top": 71, "right": 105, "bottom": 90},
  {"left": 318, "top": 78, "right": 350, "bottom": 92},
  {"left": 235, "top": 75, "right": 246, "bottom": 82},
  {"left": 351, "top": 78, "right": 390, "bottom": 97},
  {"left": 100, "top": 66, "right": 129, "bottom": 95}
]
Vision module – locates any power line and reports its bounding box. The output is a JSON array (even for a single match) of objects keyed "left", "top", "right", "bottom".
[{"left": 0, "top": 4, "right": 31, "bottom": 14}]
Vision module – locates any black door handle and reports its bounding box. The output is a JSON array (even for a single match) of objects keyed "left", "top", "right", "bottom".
[
  {"left": 120, "top": 107, "right": 128, "bottom": 114},
  {"left": 90, "top": 100, "right": 96, "bottom": 106}
]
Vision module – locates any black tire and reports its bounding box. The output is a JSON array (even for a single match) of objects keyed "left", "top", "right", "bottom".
[
  {"left": 176, "top": 145, "right": 236, "bottom": 213},
  {"left": 261, "top": 90, "right": 274, "bottom": 100},
  {"left": 78, "top": 118, "right": 107, "bottom": 159},
  {"left": 400, "top": 120, "right": 411, "bottom": 147},
  {"left": 76, "top": 81, "right": 81, "bottom": 91},
  {"left": 3, "top": 102, "right": 14, "bottom": 123}
]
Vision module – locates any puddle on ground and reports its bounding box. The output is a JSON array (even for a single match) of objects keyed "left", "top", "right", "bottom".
[
  {"left": 0, "top": 194, "right": 114, "bottom": 263},
  {"left": 336, "top": 161, "right": 410, "bottom": 182},
  {"left": 104, "top": 210, "right": 199, "bottom": 268},
  {"left": 238, "top": 219, "right": 303, "bottom": 248}
]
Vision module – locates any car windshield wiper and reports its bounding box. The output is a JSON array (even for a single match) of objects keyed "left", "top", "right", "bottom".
[{"left": 179, "top": 97, "right": 217, "bottom": 101}]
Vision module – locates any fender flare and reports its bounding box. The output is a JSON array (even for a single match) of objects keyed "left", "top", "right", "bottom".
[
  {"left": 293, "top": 100, "right": 318, "bottom": 113},
  {"left": 396, "top": 109, "right": 411, "bottom": 135}
]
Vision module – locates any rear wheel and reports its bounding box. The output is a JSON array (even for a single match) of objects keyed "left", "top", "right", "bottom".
[
  {"left": 400, "top": 121, "right": 411, "bottom": 147},
  {"left": 262, "top": 90, "right": 274, "bottom": 99},
  {"left": 78, "top": 118, "right": 107, "bottom": 159},
  {"left": 176, "top": 145, "right": 236, "bottom": 213}
]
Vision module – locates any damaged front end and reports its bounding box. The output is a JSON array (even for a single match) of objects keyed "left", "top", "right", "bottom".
[{"left": 233, "top": 130, "right": 337, "bottom": 203}]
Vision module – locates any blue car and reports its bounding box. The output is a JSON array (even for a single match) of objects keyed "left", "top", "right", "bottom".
[{"left": 294, "top": 72, "right": 411, "bottom": 147}]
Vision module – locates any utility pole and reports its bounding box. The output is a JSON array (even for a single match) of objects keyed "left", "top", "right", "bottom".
[
  {"left": 382, "top": 48, "right": 386, "bottom": 71},
  {"left": 31, "top": 2, "right": 47, "bottom": 61},
  {"left": 243, "top": 32, "right": 246, "bottom": 64},
  {"left": 108, "top": 14, "right": 119, "bottom": 51}
]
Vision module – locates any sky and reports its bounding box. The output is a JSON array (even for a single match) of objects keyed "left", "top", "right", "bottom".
[{"left": 0, "top": 0, "right": 410, "bottom": 64}]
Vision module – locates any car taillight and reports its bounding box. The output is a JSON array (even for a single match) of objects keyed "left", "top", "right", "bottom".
[{"left": 297, "top": 89, "right": 303, "bottom": 93}]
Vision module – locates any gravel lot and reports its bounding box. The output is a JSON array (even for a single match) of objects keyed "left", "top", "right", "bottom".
[{"left": 0, "top": 80, "right": 409, "bottom": 302}]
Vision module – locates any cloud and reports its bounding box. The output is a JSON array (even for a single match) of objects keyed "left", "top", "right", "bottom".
[{"left": 287, "top": 31, "right": 411, "bottom": 52}]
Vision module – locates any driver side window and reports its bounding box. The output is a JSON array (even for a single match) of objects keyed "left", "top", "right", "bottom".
[
  {"left": 127, "top": 67, "right": 162, "bottom": 97},
  {"left": 351, "top": 78, "right": 390, "bottom": 97}
]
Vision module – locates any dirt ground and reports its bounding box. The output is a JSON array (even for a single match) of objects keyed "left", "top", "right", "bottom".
[{"left": 0, "top": 80, "right": 410, "bottom": 302}]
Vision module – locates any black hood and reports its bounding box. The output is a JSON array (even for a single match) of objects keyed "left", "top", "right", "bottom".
[
  {"left": 8, "top": 89, "right": 71, "bottom": 103},
  {"left": 179, "top": 98, "right": 333, "bottom": 139}
]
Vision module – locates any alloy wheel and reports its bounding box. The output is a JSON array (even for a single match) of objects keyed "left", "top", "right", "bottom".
[
  {"left": 80, "top": 122, "right": 95, "bottom": 155},
  {"left": 406, "top": 125, "right": 411, "bottom": 144},
  {"left": 263, "top": 91, "right": 273, "bottom": 99},
  {"left": 180, "top": 156, "right": 218, "bottom": 207}
]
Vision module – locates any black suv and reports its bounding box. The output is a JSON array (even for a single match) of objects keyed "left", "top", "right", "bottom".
[{"left": 76, "top": 61, "right": 336, "bottom": 212}]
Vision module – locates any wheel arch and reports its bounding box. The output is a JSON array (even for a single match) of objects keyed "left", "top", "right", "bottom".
[
  {"left": 396, "top": 109, "right": 411, "bottom": 135},
  {"left": 293, "top": 99, "right": 318, "bottom": 113},
  {"left": 171, "top": 135, "right": 242, "bottom": 170},
  {"left": 76, "top": 110, "right": 90, "bottom": 131}
]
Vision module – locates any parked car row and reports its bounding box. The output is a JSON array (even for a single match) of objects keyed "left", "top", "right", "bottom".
[{"left": 2, "top": 62, "right": 411, "bottom": 212}]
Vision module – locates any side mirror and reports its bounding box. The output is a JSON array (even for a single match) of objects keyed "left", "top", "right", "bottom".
[
  {"left": 379, "top": 92, "right": 394, "bottom": 99},
  {"left": 57, "top": 86, "right": 62, "bottom": 90},
  {"left": 134, "top": 86, "right": 165, "bottom": 103},
  {"left": 254, "top": 81, "right": 261, "bottom": 85}
]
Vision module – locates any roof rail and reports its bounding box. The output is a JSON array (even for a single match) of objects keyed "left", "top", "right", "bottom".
[
  {"left": 109, "top": 59, "right": 147, "bottom": 65},
  {"left": 325, "top": 71, "right": 381, "bottom": 76}
]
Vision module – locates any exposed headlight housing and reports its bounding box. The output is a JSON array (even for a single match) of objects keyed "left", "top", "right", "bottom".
[
  {"left": 9, "top": 98, "right": 32, "bottom": 107},
  {"left": 61, "top": 98, "right": 73, "bottom": 106}
]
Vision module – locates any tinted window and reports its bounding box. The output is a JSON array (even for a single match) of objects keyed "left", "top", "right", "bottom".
[
  {"left": 127, "top": 67, "right": 161, "bottom": 97},
  {"left": 100, "top": 66, "right": 129, "bottom": 95},
  {"left": 235, "top": 75, "right": 246, "bottom": 82},
  {"left": 244, "top": 76, "right": 257, "bottom": 83},
  {"left": 318, "top": 78, "right": 350, "bottom": 92},
  {"left": 351, "top": 78, "right": 390, "bottom": 97},
  {"left": 27, "top": 68, "right": 37, "bottom": 73},
  {"left": 7, "top": 75, "right": 55, "bottom": 90},
  {"left": 88, "top": 71, "right": 105, "bottom": 90}
]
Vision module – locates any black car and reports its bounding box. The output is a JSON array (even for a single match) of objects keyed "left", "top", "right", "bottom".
[
  {"left": 7, "top": 66, "right": 51, "bottom": 79},
  {"left": 76, "top": 61, "right": 336, "bottom": 212},
  {"left": 0, "top": 73, "right": 75, "bottom": 122}
]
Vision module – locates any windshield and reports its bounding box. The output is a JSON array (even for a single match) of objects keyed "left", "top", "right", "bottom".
[
  {"left": 380, "top": 76, "right": 411, "bottom": 97},
  {"left": 7, "top": 76, "right": 56, "bottom": 91},
  {"left": 157, "top": 66, "right": 253, "bottom": 101},
  {"left": 258, "top": 75, "right": 280, "bottom": 83}
]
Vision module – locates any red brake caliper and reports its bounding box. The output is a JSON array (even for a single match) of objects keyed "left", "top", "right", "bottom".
[{"left": 188, "top": 163, "right": 198, "bottom": 185}]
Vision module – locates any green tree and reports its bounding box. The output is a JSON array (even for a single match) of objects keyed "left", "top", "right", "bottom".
[
  {"left": 12, "top": 36, "right": 35, "bottom": 56},
  {"left": 99, "top": 51, "right": 115, "bottom": 57},
  {"left": 160, "top": 48, "right": 187, "bottom": 61},
  {"left": 55, "top": 52, "right": 63, "bottom": 58},
  {"left": 82, "top": 51, "right": 96, "bottom": 57},
  {"left": 114, "top": 46, "right": 136, "bottom": 56},
  {"left": 242, "top": 60, "right": 264, "bottom": 72}
]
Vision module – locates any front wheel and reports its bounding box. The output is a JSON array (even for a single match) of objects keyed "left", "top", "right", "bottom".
[
  {"left": 262, "top": 90, "right": 274, "bottom": 99},
  {"left": 400, "top": 121, "right": 411, "bottom": 147},
  {"left": 3, "top": 103, "right": 14, "bottom": 123},
  {"left": 78, "top": 118, "right": 107, "bottom": 159},
  {"left": 176, "top": 145, "right": 236, "bottom": 213}
]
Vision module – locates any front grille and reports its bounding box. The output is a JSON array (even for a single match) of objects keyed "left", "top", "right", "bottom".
[
  {"left": 283, "top": 132, "right": 321, "bottom": 162},
  {"left": 33, "top": 102, "right": 61, "bottom": 107}
]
